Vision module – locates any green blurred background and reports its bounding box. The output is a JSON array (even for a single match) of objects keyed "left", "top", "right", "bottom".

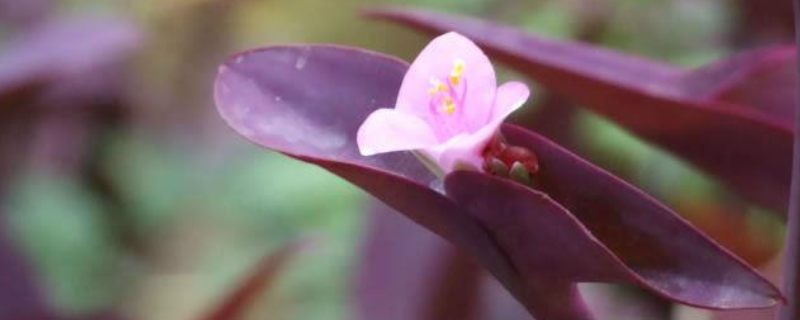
[{"left": 1, "top": 0, "right": 789, "bottom": 319}]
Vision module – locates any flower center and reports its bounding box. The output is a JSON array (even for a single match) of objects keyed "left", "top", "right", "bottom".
[{"left": 427, "top": 59, "right": 467, "bottom": 116}]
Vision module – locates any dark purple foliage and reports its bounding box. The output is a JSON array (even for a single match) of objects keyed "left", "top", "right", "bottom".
[
  {"left": 357, "top": 203, "right": 672, "bottom": 320},
  {"left": 214, "top": 44, "right": 782, "bottom": 319},
  {"left": 685, "top": 46, "right": 795, "bottom": 120},
  {"left": 357, "top": 202, "right": 485, "bottom": 320},
  {"left": 367, "top": 8, "right": 795, "bottom": 213}
]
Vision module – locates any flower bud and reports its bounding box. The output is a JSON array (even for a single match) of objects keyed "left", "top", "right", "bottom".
[
  {"left": 482, "top": 134, "right": 540, "bottom": 186},
  {"left": 499, "top": 146, "right": 539, "bottom": 175},
  {"left": 485, "top": 157, "right": 510, "bottom": 177},
  {"left": 509, "top": 161, "right": 532, "bottom": 185}
]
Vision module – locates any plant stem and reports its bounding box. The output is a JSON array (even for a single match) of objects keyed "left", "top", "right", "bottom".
[
  {"left": 776, "top": 1, "right": 800, "bottom": 319},
  {"left": 413, "top": 150, "right": 445, "bottom": 179}
]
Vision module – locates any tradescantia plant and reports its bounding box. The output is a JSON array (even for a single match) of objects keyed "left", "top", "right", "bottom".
[{"left": 214, "top": 26, "right": 784, "bottom": 319}]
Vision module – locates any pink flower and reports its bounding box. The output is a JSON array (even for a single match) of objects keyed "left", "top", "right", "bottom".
[{"left": 357, "top": 32, "right": 530, "bottom": 175}]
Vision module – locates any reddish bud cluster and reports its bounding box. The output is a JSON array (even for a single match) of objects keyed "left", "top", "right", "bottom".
[{"left": 482, "top": 134, "right": 540, "bottom": 184}]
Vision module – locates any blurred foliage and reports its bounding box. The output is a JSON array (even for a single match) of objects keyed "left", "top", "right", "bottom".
[
  {"left": 101, "top": 132, "right": 365, "bottom": 320},
  {"left": 1, "top": 0, "right": 788, "bottom": 319},
  {"left": 5, "top": 174, "right": 123, "bottom": 315},
  {"left": 602, "top": 0, "right": 733, "bottom": 66}
]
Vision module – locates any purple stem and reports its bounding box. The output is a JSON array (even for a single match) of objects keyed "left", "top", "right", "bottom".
[{"left": 776, "top": 1, "right": 800, "bottom": 319}]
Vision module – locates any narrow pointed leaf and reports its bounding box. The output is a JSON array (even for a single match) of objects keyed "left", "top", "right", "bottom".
[
  {"left": 368, "top": 8, "right": 794, "bottom": 212},
  {"left": 200, "top": 241, "right": 306, "bottom": 320}
]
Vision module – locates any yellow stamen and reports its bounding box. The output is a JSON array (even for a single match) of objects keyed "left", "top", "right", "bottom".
[
  {"left": 450, "top": 75, "right": 460, "bottom": 86},
  {"left": 450, "top": 59, "right": 465, "bottom": 85},
  {"left": 428, "top": 79, "right": 450, "bottom": 95},
  {"left": 441, "top": 97, "right": 456, "bottom": 115}
]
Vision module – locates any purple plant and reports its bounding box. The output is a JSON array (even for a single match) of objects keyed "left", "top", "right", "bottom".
[
  {"left": 1, "top": 1, "right": 796, "bottom": 320},
  {"left": 356, "top": 201, "right": 492, "bottom": 320},
  {"left": 213, "top": 29, "right": 784, "bottom": 318},
  {"left": 356, "top": 202, "right": 672, "bottom": 320}
]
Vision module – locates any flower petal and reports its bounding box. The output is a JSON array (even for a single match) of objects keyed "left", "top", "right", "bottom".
[
  {"left": 396, "top": 32, "right": 496, "bottom": 126},
  {"left": 357, "top": 108, "right": 439, "bottom": 156},
  {"left": 491, "top": 81, "right": 530, "bottom": 121},
  {"left": 433, "top": 81, "right": 528, "bottom": 171}
]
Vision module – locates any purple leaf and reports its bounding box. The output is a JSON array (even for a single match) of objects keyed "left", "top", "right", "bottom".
[
  {"left": 686, "top": 46, "right": 796, "bottom": 122},
  {"left": 356, "top": 202, "right": 484, "bottom": 320},
  {"left": 0, "top": 15, "right": 142, "bottom": 108},
  {"left": 360, "top": 203, "right": 646, "bottom": 320},
  {"left": 367, "top": 8, "right": 794, "bottom": 213},
  {"left": 214, "top": 44, "right": 782, "bottom": 318},
  {"left": 448, "top": 126, "right": 782, "bottom": 309}
]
